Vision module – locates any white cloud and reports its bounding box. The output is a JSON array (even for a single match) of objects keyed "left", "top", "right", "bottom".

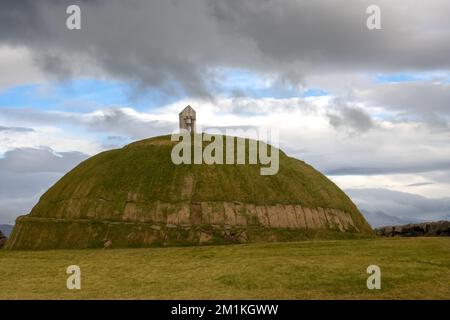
[
  {"left": 0, "top": 125, "right": 101, "bottom": 155},
  {"left": 0, "top": 46, "right": 44, "bottom": 90}
]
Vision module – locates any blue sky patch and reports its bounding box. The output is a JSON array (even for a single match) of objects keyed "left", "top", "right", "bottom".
[
  {"left": 0, "top": 78, "right": 182, "bottom": 112},
  {"left": 211, "top": 68, "right": 329, "bottom": 99},
  {"left": 375, "top": 72, "right": 450, "bottom": 84}
]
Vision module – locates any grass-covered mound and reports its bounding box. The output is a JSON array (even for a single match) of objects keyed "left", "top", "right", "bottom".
[{"left": 6, "top": 134, "right": 372, "bottom": 249}]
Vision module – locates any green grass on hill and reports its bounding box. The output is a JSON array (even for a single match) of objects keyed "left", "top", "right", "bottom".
[
  {"left": 1, "top": 237, "right": 449, "bottom": 299},
  {"left": 29, "top": 135, "right": 369, "bottom": 229}
]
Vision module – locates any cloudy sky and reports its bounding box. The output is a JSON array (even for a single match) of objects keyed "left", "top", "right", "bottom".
[{"left": 0, "top": 0, "right": 449, "bottom": 227}]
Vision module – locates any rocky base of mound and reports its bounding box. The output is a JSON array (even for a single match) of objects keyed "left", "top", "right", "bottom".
[
  {"left": 6, "top": 203, "right": 371, "bottom": 249},
  {"left": 375, "top": 221, "right": 450, "bottom": 237},
  {"left": 0, "top": 230, "right": 7, "bottom": 248},
  {"left": 34, "top": 200, "right": 367, "bottom": 232}
]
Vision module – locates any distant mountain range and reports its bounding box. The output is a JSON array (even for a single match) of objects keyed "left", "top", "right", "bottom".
[
  {"left": 0, "top": 224, "right": 13, "bottom": 237},
  {"left": 346, "top": 188, "right": 450, "bottom": 228},
  {"left": 361, "top": 210, "right": 424, "bottom": 228}
]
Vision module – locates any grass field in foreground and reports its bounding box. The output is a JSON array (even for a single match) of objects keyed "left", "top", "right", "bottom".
[{"left": 0, "top": 237, "right": 449, "bottom": 299}]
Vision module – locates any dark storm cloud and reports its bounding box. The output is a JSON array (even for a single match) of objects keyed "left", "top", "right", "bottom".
[
  {"left": 327, "top": 103, "right": 374, "bottom": 133},
  {"left": 1, "top": 0, "right": 450, "bottom": 97},
  {"left": 1, "top": 0, "right": 234, "bottom": 97},
  {"left": 209, "top": 0, "right": 450, "bottom": 71},
  {"left": 0, "top": 0, "right": 47, "bottom": 43}
]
